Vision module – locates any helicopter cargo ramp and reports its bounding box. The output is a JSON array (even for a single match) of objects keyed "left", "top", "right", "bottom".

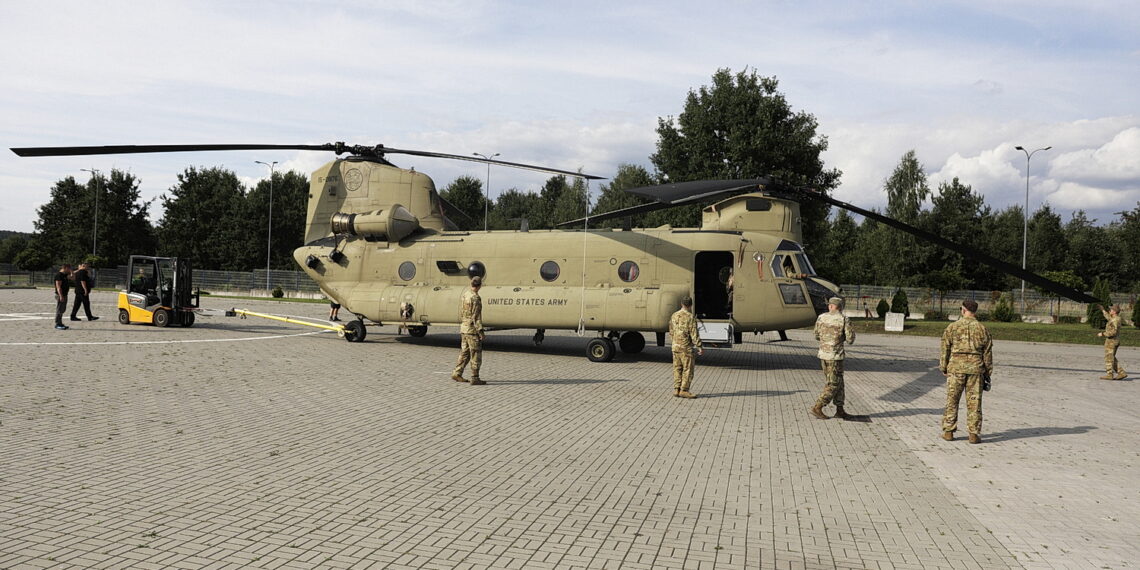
[{"left": 0, "top": 288, "right": 1137, "bottom": 569}]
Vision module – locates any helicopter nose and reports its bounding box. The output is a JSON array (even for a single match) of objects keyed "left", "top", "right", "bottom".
[{"left": 805, "top": 277, "right": 840, "bottom": 315}]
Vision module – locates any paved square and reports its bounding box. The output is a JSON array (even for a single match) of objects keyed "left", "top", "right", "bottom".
[{"left": 1, "top": 289, "right": 1137, "bottom": 569}]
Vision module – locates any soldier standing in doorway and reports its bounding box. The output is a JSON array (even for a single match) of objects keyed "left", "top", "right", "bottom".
[
  {"left": 940, "top": 299, "right": 993, "bottom": 444},
  {"left": 1097, "top": 304, "right": 1127, "bottom": 380},
  {"left": 452, "top": 276, "right": 486, "bottom": 385},
  {"left": 810, "top": 296, "right": 856, "bottom": 420}
]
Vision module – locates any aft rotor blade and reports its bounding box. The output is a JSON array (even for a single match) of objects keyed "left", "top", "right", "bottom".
[
  {"left": 798, "top": 188, "right": 1100, "bottom": 304},
  {"left": 560, "top": 178, "right": 776, "bottom": 227}
]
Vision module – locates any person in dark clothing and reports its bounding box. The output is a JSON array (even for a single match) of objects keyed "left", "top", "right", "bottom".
[
  {"left": 53, "top": 264, "right": 72, "bottom": 330},
  {"left": 70, "top": 262, "right": 99, "bottom": 321}
]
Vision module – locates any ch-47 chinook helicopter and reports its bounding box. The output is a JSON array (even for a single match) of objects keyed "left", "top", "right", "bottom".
[{"left": 12, "top": 142, "right": 1099, "bottom": 361}]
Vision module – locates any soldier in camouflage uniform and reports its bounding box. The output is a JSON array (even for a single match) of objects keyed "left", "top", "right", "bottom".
[
  {"left": 811, "top": 296, "right": 856, "bottom": 420},
  {"left": 1097, "top": 305, "right": 1127, "bottom": 380},
  {"left": 669, "top": 297, "right": 703, "bottom": 398},
  {"left": 940, "top": 299, "right": 992, "bottom": 444},
  {"left": 452, "top": 276, "right": 486, "bottom": 385}
]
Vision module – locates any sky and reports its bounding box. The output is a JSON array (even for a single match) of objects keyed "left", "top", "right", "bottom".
[{"left": 2, "top": 0, "right": 1138, "bottom": 235}]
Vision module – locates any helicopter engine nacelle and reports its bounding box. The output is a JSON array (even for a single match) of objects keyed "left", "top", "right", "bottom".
[{"left": 330, "top": 205, "right": 420, "bottom": 242}]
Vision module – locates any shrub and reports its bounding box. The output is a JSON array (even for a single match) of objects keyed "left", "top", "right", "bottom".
[
  {"left": 272, "top": 286, "right": 284, "bottom": 298},
  {"left": 890, "top": 289, "right": 910, "bottom": 317},
  {"left": 991, "top": 293, "right": 1019, "bottom": 322},
  {"left": 1058, "top": 315, "right": 1081, "bottom": 324},
  {"left": 1133, "top": 301, "right": 1139, "bottom": 328},
  {"left": 875, "top": 299, "right": 890, "bottom": 319},
  {"left": 924, "top": 310, "right": 948, "bottom": 321}
]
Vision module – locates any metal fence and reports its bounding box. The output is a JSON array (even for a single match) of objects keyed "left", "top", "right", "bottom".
[{"left": 0, "top": 263, "right": 322, "bottom": 298}]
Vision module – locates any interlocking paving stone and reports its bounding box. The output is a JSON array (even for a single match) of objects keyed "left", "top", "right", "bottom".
[{"left": 1, "top": 289, "right": 1137, "bottom": 568}]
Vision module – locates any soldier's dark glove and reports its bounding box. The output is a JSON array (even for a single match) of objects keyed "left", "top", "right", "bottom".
[{"left": 982, "top": 374, "right": 991, "bottom": 392}]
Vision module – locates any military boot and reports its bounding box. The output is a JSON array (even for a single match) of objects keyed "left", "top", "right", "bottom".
[
  {"left": 809, "top": 404, "right": 829, "bottom": 420},
  {"left": 968, "top": 434, "right": 981, "bottom": 444},
  {"left": 941, "top": 431, "right": 954, "bottom": 441},
  {"left": 451, "top": 374, "right": 467, "bottom": 382},
  {"left": 678, "top": 391, "right": 697, "bottom": 399},
  {"left": 674, "top": 389, "right": 681, "bottom": 397},
  {"left": 1099, "top": 374, "right": 1115, "bottom": 380},
  {"left": 470, "top": 378, "right": 487, "bottom": 386},
  {"left": 833, "top": 406, "right": 852, "bottom": 420},
  {"left": 1115, "top": 370, "right": 1128, "bottom": 380}
]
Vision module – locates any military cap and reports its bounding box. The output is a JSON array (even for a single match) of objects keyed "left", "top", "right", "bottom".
[
  {"left": 962, "top": 299, "right": 978, "bottom": 313},
  {"left": 827, "top": 297, "right": 843, "bottom": 306}
]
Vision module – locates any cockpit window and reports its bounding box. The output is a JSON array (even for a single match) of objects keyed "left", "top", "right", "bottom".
[
  {"left": 794, "top": 253, "right": 816, "bottom": 276},
  {"left": 772, "top": 254, "right": 798, "bottom": 278}
]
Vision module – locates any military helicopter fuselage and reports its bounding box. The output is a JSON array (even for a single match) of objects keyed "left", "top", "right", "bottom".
[{"left": 294, "top": 157, "right": 839, "bottom": 359}]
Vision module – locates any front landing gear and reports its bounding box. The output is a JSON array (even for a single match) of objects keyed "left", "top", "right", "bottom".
[{"left": 586, "top": 337, "right": 616, "bottom": 362}]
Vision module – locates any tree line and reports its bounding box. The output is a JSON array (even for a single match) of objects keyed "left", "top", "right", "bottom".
[{"left": 3, "top": 67, "right": 1136, "bottom": 300}]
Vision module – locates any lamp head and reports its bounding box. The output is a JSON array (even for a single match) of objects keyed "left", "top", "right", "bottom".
[{"left": 1015, "top": 145, "right": 1024, "bottom": 151}]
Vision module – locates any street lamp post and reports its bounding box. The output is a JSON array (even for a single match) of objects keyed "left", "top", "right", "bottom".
[
  {"left": 255, "top": 160, "right": 278, "bottom": 292},
  {"left": 473, "top": 152, "right": 499, "bottom": 231},
  {"left": 80, "top": 168, "right": 101, "bottom": 257},
  {"left": 1014, "top": 145, "right": 1051, "bottom": 314}
]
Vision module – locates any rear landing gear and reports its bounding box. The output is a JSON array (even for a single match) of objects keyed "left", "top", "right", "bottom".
[
  {"left": 618, "top": 331, "right": 645, "bottom": 354},
  {"left": 533, "top": 329, "right": 545, "bottom": 346}
]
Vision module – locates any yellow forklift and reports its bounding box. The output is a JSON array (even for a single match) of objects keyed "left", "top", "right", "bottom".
[{"left": 117, "top": 255, "right": 200, "bottom": 327}]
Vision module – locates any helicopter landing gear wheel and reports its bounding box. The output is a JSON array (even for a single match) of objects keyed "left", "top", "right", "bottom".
[
  {"left": 586, "top": 337, "right": 616, "bottom": 362},
  {"left": 118, "top": 309, "right": 130, "bottom": 325},
  {"left": 618, "top": 331, "right": 645, "bottom": 354},
  {"left": 343, "top": 320, "right": 366, "bottom": 342},
  {"left": 407, "top": 325, "right": 427, "bottom": 338},
  {"left": 533, "top": 328, "right": 545, "bottom": 346},
  {"left": 153, "top": 309, "right": 171, "bottom": 328}
]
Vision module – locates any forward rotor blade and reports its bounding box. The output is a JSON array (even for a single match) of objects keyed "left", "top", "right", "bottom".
[
  {"left": 10, "top": 143, "right": 335, "bottom": 157},
  {"left": 381, "top": 147, "right": 604, "bottom": 180},
  {"left": 797, "top": 188, "right": 1100, "bottom": 304}
]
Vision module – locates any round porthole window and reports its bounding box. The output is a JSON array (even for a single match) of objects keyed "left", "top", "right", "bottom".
[
  {"left": 540, "top": 260, "right": 560, "bottom": 282},
  {"left": 398, "top": 261, "right": 416, "bottom": 281},
  {"left": 618, "top": 261, "right": 640, "bottom": 282}
]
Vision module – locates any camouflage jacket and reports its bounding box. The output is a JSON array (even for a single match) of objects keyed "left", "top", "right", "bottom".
[
  {"left": 1103, "top": 312, "right": 1121, "bottom": 341},
  {"left": 940, "top": 316, "right": 993, "bottom": 375},
  {"left": 458, "top": 289, "right": 482, "bottom": 335},
  {"left": 814, "top": 311, "right": 855, "bottom": 360},
  {"left": 668, "top": 308, "right": 701, "bottom": 352}
]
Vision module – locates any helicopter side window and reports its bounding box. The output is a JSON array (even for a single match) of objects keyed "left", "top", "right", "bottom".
[
  {"left": 398, "top": 261, "right": 416, "bottom": 281},
  {"left": 540, "top": 261, "right": 560, "bottom": 282},
  {"left": 618, "top": 261, "right": 639, "bottom": 282}
]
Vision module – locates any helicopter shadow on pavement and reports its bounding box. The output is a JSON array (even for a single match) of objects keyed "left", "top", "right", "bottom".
[
  {"left": 696, "top": 389, "right": 808, "bottom": 399},
  {"left": 983, "top": 425, "right": 1097, "bottom": 443},
  {"left": 864, "top": 407, "right": 943, "bottom": 419},
  {"left": 868, "top": 365, "right": 946, "bottom": 404}
]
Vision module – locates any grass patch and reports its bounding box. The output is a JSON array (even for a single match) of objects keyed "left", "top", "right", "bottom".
[{"left": 850, "top": 317, "right": 1140, "bottom": 346}]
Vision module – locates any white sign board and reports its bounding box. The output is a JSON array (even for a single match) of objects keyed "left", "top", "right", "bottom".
[{"left": 884, "top": 312, "right": 905, "bottom": 332}]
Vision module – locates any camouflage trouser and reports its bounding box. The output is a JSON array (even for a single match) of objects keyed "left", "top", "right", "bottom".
[
  {"left": 672, "top": 350, "right": 695, "bottom": 391},
  {"left": 1105, "top": 340, "right": 1124, "bottom": 375},
  {"left": 815, "top": 360, "right": 844, "bottom": 407},
  {"left": 454, "top": 333, "right": 483, "bottom": 380},
  {"left": 943, "top": 373, "right": 983, "bottom": 435}
]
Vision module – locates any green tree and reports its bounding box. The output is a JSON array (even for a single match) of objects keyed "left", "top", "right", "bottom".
[
  {"left": 1132, "top": 297, "right": 1140, "bottom": 328},
  {"left": 13, "top": 239, "right": 52, "bottom": 277},
  {"left": 0, "top": 235, "right": 28, "bottom": 263},
  {"left": 813, "top": 209, "right": 861, "bottom": 283},
  {"left": 247, "top": 170, "right": 310, "bottom": 269},
  {"left": 32, "top": 169, "right": 156, "bottom": 267},
  {"left": 551, "top": 176, "right": 589, "bottom": 226},
  {"left": 439, "top": 175, "right": 486, "bottom": 231},
  {"left": 650, "top": 68, "right": 841, "bottom": 246},
  {"left": 917, "top": 177, "right": 988, "bottom": 288},
  {"left": 590, "top": 164, "right": 656, "bottom": 228},
  {"left": 880, "top": 151, "right": 930, "bottom": 285},
  {"left": 979, "top": 205, "right": 1025, "bottom": 290},
  {"left": 890, "top": 288, "right": 910, "bottom": 317},
  {"left": 1027, "top": 204, "right": 1067, "bottom": 274},
  {"left": 157, "top": 166, "right": 250, "bottom": 270},
  {"left": 1064, "top": 212, "right": 1122, "bottom": 290},
  {"left": 488, "top": 188, "right": 542, "bottom": 231},
  {"left": 1113, "top": 203, "right": 1140, "bottom": 290},
  {"left": 1086, "top": 277, "right": 1112, "bottom": 329}
]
